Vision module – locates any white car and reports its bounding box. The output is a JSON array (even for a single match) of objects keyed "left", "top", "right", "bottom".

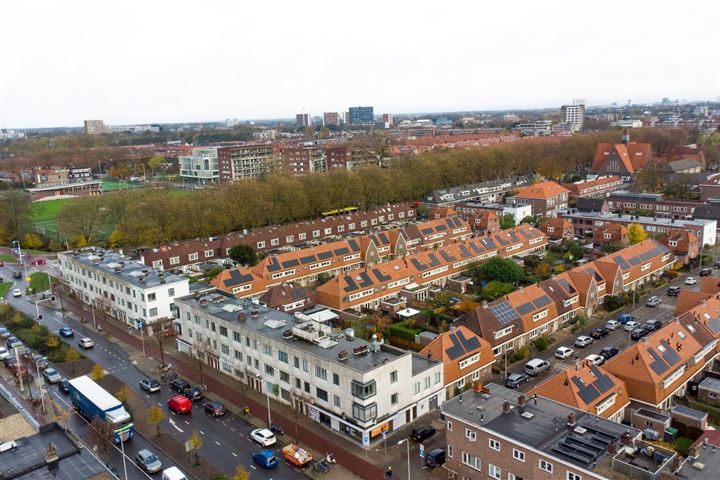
[
  {"left": 250, "top": 428, "right": 276, "bottom": 447},
  {"left": 554, "top": 346, "right": 574, "bottom": 359},
  {"left": 12, "top": 289, "right": 21, "bottom": 298},
  {"left": 685, "top": 277, "right": 697, "bottom": 286},
  {"left": 605, "top": 320, "right": 621, "bottom": 331},
  {"left": 78, "top": 337, "right": 94, "bottom": 349},
  {"left": 0, "top": 347, "right": 8, "bottom": 360},
  {"left": 585, "top": 354, "right": 605, "bottom": 366},
  {"left": 624, "top": 321, "right": 640, "bottom": 332}
]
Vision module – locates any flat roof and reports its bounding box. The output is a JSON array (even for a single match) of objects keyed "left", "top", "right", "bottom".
[
  {"left": 26, "top": 180, "right": 102, "bottom": 192},
  {"left": 176, "top": 290, "right": 440, "bottom": 375},
  {"left": 442, "top": 383, "right": 639, "bottom": 471},
  {"left": 564, "top": 211, "right": 715, "bottom": 228},
  {"left": 61, "top": 250, "right": 186, "bottom": 290},
  {"left": 699, "top": 377, "right": 720, "bottom": 393}
]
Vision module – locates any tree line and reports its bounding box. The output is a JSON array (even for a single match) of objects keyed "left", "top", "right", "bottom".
[{"left": 49, "top": 128, "right": 689, "bottom": 248}]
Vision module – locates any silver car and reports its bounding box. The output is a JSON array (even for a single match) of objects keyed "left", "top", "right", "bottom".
[{"left": 135, "top": 449, "right": 162, "bottom": 474}]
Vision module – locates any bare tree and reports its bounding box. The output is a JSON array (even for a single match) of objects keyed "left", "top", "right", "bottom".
[
  {"left": 193, "top": 337, "right": 217, "bottom": 387},
  {"left": 87, "top": 417, "right": 114, "bottom": 465},
  {"left": 149, "top": 318, "right": 174, "bottom": 367}
]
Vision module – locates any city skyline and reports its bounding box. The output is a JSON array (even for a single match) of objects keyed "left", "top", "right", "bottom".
[{"left": 2, "top": 0, "right": 719, "bottom": 128}]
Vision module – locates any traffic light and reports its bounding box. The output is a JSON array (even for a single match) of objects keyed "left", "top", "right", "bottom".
[
  {"left": 37, "top": 314, "right": 43, "bottom": 320},
  {"left": 50, "top": 296, "right": 56, "bottom": 302}
]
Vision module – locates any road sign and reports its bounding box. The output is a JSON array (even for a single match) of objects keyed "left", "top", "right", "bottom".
[
  {"left": 419, "top": 443, "right": 425, "bottom": 458},
  {"left": 25, "top": 277, "right": 31, "bottom": 282},
  {"left": 185, "top": 439, "right": 193, "bottom": 452}
]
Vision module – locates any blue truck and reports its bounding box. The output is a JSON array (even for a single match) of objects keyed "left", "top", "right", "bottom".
[{"left": 68, "top": 375, "right": 134, "bottom": 442}]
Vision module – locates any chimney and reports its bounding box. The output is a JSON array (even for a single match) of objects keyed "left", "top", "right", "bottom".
[
  {"left": 689, "top": 443, "right": 700, "bottom": 458},
  {"left": 567, "top": 412, "right": 577, "bottom": 428},
  {"left": 621, "top": 431, "right": 633, "bottom": 446},
  {"left": 672, "top": 454, "right": 683, "bottom": 472},
  {"left": 621, "top": 128, "right": 630, "bottom": 146},
  {"left": 607, "top": 442, "right": 616, "bottom": 454},
  {"left": 502, "top": 401, "right": 512, "bottom": 415},
  {"left": 517, "top": 395, "right": 526, "bottom": 412}
]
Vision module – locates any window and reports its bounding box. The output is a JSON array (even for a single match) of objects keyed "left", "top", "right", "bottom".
[
  {"left": 489, "top": 438, "right": 501, "bottom": 451},
  {"left": 148, "top": 293, "right": 157, "bottom": 302},
  {"left": 567, "top": 473, "right": 582, "bottom": 480},
  {"left": 352, "top": 402, "right": 377, "bottom": 422},
  {"left": 351, "top": 380, "right": 376, "bottom": 399},
  {"left": 233, "top": 331, "right": 241, "bottom": 342},
  {"left": 447, "top": 421, "right": 452, "bottom": 431},
  {"left": 280, "top": 371, "right": 289, "bottom": 383},
  {"left": 316, "top": 388, "right": 328, "bottom": 402},
  {"left": 333, "top": 373, "right": 340, "bottom": 386},
  {"left": 234, "top": 350, "right": 242, "bottom": 361},
  {"left": 304, "top": 381, "right": 310, "bottom": 393},
  {"left": 315, "top": 366, "right": 327, "bottom": 380},
  {"left": 265, "top": 365, "right": 274, "bottom": 376},
  {"left": 461, "top": 452, "right": 481, "bottom": 471},
  {"left": 390, "top": 370, "right": 398, "bottom": 383},
  {"left": 168, "top": 288, "right": 175, "bottom": 297},
  {"left": 271, "top": 238, "right": 279, "bottom": 246},
  {"left": 219, "top": 326, "right": 228, "bottom": 337},
  {"left": 465, "top": 429, "right": 476, "bottom": 441},
  {"left": 512, "top": 449, "right": 525, "bottom": 462},
  {"left": 391, "top": 393, "right": 398, "bottom": 405},
  {"left": 278, "top": 350, "right": 289, "bottom": 363},
  {"left": 413, "top": 382, "right": 420, "bottom": 394},
  {"left": 221, "top": 344, "right": 229, "bottom": 355},
  {"left": 263, "top": 344, "right": 272, "bottom": 356},
  {"left": 539, "top": 460, "right": 553, "bottom": 473},
  {"left": 447, "top": 445, "right": 453, "bottom": 458},
  {"left": 204, "top": 249, "right": 214, "bottom": 258},
  {"left": 333, "top": 395, "right": 341, "bottom": 407},
  {"left": 149, "top": 307, "right": 158, "bottom": 317},
  {"left": 256, "top": 241, "right": 265, "bottom": 249},
  {"left": 489, "top": 464, "right": 501, "bottom": 480},
  {"left": 302, "top": 359, "right": 309, "bottom": 372}
]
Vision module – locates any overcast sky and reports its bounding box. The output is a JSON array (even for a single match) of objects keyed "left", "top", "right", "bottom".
[{"left": 2, "top": 0, "right": 719, "bottom": 128}]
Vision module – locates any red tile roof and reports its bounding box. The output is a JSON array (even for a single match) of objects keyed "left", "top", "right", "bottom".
[{"left": 514, "top": 181, "right": 570, "bottom": 200}]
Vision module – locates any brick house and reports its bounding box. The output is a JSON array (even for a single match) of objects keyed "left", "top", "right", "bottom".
[
  {"left": 592, "top": 129, "right": 652, "bottom": 176},
  {"left": 506, "top": 181, "right": 570, "bottom": 217},
  {"left": 562, "top": 175, "right": 623, "bottom": 199},
  {"left": 658, "top": 230, "right": 700, "bottom": 264},
  {"left": 592, "top": 223, "right": 629, "bottom": 246},
  {"left": 539, "top": 217, "right": 573, "bottom": 240}
]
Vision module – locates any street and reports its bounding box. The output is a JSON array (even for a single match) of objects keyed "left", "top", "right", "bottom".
[{"left": 0, "top": 260, "right": 306, "bottom": 480}]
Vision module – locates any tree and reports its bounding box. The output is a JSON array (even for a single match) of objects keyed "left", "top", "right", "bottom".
[
  {"left": 500, "top": 213, "right": 516, "bottom": 230},
  {"left": 87, "top": 417, "right": 114, "bottom": 464},
  {"left": 147, "top": 405, "right": 165, "bottom": 436},
  {"left": 479, "top": 257, "right": 525, "bottom": 284},
  {"left": 149, "top": 319, "right": 174, "bottom": 367},
  {"left": 0, "top": 190, "right": 31, "bottom": 241},
  {"left": 628, "top": 223, "right": 647, "bottom": 244},
  {"left": 228, "top": 245, "right": 258, "bottom": 266},
  {"left": 148, "top": 155, "right": 165, "bottom": 178},
  {"left": 115, "top": 385, "right": 129, "bottom": 404},
  {"left": 45, "top": 335, "right": 60, "bottom": 350},
  {"left": 65, "top": 348, "right": 81, "bottom": 373},
  {"left": 90, "top": 364, "right": 105, "bottom": 381},
  {"left": 318, "top": 127, "right": 331, "bottom": 139},
  {"left": 22, "top": 232, "right": 42, "bottom": 249},
  {"left": 232, "top": 465, "right": 250, "bottom": 480},
  {"left": 189, "top": 430, "right": 203, "bottom": 465},
  {"left": 480, "top": 280, "right": 514, "bottom": 301},
  {"left": 194, "top": 339, "right": 215, "bottom": 387},
  {"left": 304, "top": 126, "right": 315, "bottom": 139}
]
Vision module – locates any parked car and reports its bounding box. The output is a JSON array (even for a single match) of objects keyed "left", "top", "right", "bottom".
[
  {"left": 12, "top": 271, "right": 21, "bottom": 279},
  {"left": 162, "top": 467, "right": 187, "bottom": 480},
  {"left": 43, "top": 368, "right": 61, "bottom": 384},
  {"left": 78, "top": 337, "right": 94, "bottom": 349},
  {"left": 600, "top": 346, "right": 619, "bottom": 360},
  {"left": 0, "top": 327, "right": 10, "bottom": 339},
  {"left": 411, "top": 425, "right": 437, "bottom": 442},
  {"left": 202, "top": 401, "right": 226, "bottom": 417},
  {"left": 574, "top": 336, "right": 593, "bottom": 348},
  {"left": 590, "top": 327, "right": 609, "bottom": 339},
  {"left": 585, "top": 354, "right": 605, "bottom": 366},
  {"left": 667, "top": 286, "right": 682, "bottom": 296},
  {"left": 631, "top": 328, "right": 649, "bottom": 340},
  {"left": 524, "top": 358, "right": 550, "bottom": 376},
  {"left": 425, "top": 448, "right": 446, "bottom": 468},
  {"left": 617, "top": 313, "right": 634, "bottom": 324},
  {"left": 184, "top": 387, "right": 204, "bottom": 402},
  {"left": 644, "top": 319, "right": 663, "bottom": 332},
  {"left": 715, "top": 260, "right": 720, "bottom": 269},
  {"left": 250, "top": 429, "right": 277, "bottom": 447},
  {"left": 139, "top": 378, "right": 161, "bottom": 393},
  {"left": 624, "top": 321, "right": 640, "bottom": 332},
  {"left": 12, "top": 289, "right": 21, "bottom": 298},
  {"left": 685, "top": 277, "right": 698, "bottom": 286},
  {"left": 506, "top": 372, "right": 529, "bottom": 389},
  {"left": 58, "top": 327, "right": 74, "bottom": 338},
  {"left": 3, "top": 356, "right": 16, "bottom": 368},
  {"left": 167, "top": 395, "right": 192, "bottom": 414},
  {"left": 169, "top": 379, "right": 191, "bottom": 393},
  {"left": 605, "top": 320, "right": 621, "bottom": 331},
  {"left": 252, "top": 450, "right": 279, "bottom": 469},
  {"left": 0, "top": 347, "right": 8, "bottom": 360},
  {"left": 58, "top": 379, "right": 71, "bottom": 394},
  {"left": 554, "top": 346, "right": 574, "bottom": 359},
  {"left": 646, "top": 296, "right": 662, "bottom": 307},
  {"left": 700, "top": 268, "right": 712, "bottom": 277},
  {"left": 6, "top": 336, "right": 22, "bottom": 349},
  {"left": 135, "top": 449, "right": 162, "bottom": 474}
]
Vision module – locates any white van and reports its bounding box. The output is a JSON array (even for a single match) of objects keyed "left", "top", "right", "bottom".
[
  {"left": 162, "top": 467, "right": 187, "bottom": 480},
  {"left": 524, "top": 358, "right": 550, "bottom": 377}
]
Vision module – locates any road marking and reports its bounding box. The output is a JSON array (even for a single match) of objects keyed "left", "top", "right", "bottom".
[
  {"left": 250, "top": 465, "right": 256, "bottom": 470},
  {"left": 199, "top": 430, "right": 205, "bottom": 435},
  {"left": 232, "top": 452, "right": 237, "bottom": 457},
  {"left": 230, "top": 427, "right": 236, "bottom": 432},
  {"left": 214, "top": 441, "right": 220, "bottom": 446},
  {"left": 184, "top": 421, "right": 190, "bottom": 425},
  {"left": 169, "top": 419, "right": 184, "bottom": 433}
]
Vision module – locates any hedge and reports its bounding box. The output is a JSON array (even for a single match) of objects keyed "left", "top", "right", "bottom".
[
  {"left": 0, "top": 304, "right": 77, "bottom": 362},
  {"left": 388, "top": 322, "right": 420, "bottom": 342}
]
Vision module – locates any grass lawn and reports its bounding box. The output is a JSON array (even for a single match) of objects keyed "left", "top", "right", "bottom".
[
  {"left": 102, "top": 179, "right": 142, "bottom": 191},
  {"left": 674, "top": 436, "right": 694, "bottom": 456},
  {"left": 28, "top": 271, "right": 58, "bottom": 292},
  {"left": 30, "top": 198, "right": 74, "bottom": 236},
  {"left": 0, "top": 254, "right": 16, "bottom": 263},
  {"left": 0, "top": 282, "right": 12, "bottom": 298}
]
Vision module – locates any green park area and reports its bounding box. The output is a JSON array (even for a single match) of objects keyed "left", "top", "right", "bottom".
[
  {"left": 0, "top": 282, "right": 12, "bottom": 298},
  {"left": 30, "top": 198, "right": 72, "bottom": 237},
  {"left": 28, "top": 271, "right": 58, "bottom": 292}
]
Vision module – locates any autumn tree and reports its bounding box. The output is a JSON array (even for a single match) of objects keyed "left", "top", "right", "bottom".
[
  {"left": 228, "top": 244, "right": 258, "bottom": 266},
  {"left": 90, "top": 364, "right": 105, "bottom": 381},
  {"left": 232, "top": 465, "right": 250, "bottom": 480},
  {"left": 147, "top": 155, "right": 165, "bottom": 178},
  {"left": 147, "top": 405, "right": 165, "bottom": 436},
  {"left": 57, "top": 196, "right": 105, "bottom": 245},
  {"left": 149, "top": 319, "right": 174, "bottom": 367},
  {"left": 45, "top": 335, "right": 60, "bottom": 350},
  {"left": 189, "top": 430, "right": 203, "bottom": 465},
  {"left": 0, "top": 191, "right": 31, "bottom": 241},
  {"left": 115, "top": 385, "right": 129, "bottom": 404},
  {"left": 87, "top": 417, "right": 114, "bottom": 464},
  {"left": 65, "top": 348, "right": 81, "bottom": 374},
  {"left": 628, "top": 223, "right": 648, "bottom": 244}
]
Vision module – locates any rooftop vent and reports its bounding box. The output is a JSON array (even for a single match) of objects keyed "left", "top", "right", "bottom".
[
  {"left": 282, "top": 330, "right": 293, "bottom": 339},
  {"left": 338, "top": 350, "right": 348, "bottom": 361},
  {"left": 353, "top": 345, "right": 368, "bottom": 356},
  {"left": 237, "top": 312, "right": 246, "bottom": 322},
  {"left": 250, "top": 310, "right": 259, "bottom": 318}
]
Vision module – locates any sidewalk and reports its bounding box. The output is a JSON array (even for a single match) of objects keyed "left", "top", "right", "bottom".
[{"left": 61, "top": 297, "right": 379, "bottom": 479}]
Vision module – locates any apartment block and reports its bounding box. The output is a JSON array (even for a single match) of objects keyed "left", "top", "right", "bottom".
[
  {"left": 423, "top": 176, "right": 532, "bottom": 206},
  {"left": 561, "top": 102, "right": 585, "bottom": 132},
  {"left": 296, "top": 113, "right": 310, "bottom": 127},
  {"left": 606, "top": 191, "right": 703, "bottom": 218},
  {"left": 507, "top": 181, "right": 571, "bottom": 217},
  {"left": 562, "top": 176, "right": 623, "bottom": 199},
  {"left": 178, "top": 147, "right": 219, "bottom": 184},
  {"left": 281, "top": 145, "right": 327, "bottom": 175},
  {"left": 323, "top": 112, "right": 339, "bottom": 126},
  {"left": 217, "top": 144, "right": 279, "bottom": 182},
  {"left": 348, "top": 106, "right": 374, "bottom": 125},
  {"left": 173, "top": 291, "right": 444, "bottom": 446},
  {"left": 58, "top": 250, "right": 189, "bottom": 328}
]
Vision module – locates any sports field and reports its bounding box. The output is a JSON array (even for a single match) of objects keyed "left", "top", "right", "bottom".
[{"left": 30, "top": 198, "right": 72, "bottom": 237}]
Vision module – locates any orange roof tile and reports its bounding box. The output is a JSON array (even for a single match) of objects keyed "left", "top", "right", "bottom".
[
  {"left": 419, "top": 326, "right": 494, "bottom": 385},
  {"left": 514, "top": 181, "right": 570, "bottom": 200}
]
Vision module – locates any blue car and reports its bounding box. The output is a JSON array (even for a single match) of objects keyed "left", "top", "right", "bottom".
[
  {"left": 59, "top": 327, "right": 74, "bottom": 338},
  {"left": 252, "top": 450, "right": 279, "bottom": 469},
  {"left": 617, "top": 314, "right": 634, "bottom": 324}
]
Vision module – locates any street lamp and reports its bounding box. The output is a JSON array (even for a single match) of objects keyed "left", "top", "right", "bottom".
[{"left": 398, "top": 438, "right": 411, "bottom": 480}]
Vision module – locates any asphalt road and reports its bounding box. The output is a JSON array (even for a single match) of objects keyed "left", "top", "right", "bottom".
[{"left": 1, "top": 261, "right": 305, "bottom": 480}]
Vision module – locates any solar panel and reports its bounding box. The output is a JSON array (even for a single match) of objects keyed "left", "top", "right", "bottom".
[
  {"left": 357, "top": 272, "right": 373, "bottom": 288},
  {"left": 495, "top": 236, "right": 509, "bottom": 246},
  {"left": 281, "top": 259, "right": 299, "bottom": 268},
  {"left": 411, "top": 258, "right": 428, "bottom": 271},
  {"left": 445, "top": 332, "right": 465, "bottom": 360},
  {"left": 266, "top": 258, "right": 281, "bottom": 272},
  {"left": 707, "top": 318, "right": 720, "bottom": 334},
  {"left": 348, "top": 239, "right": 359, "bottom": 251},
  {"left": 614, "top": 257, "right": 630, "bottom": 270},
  {"left": 458, "top": 245, "right": 472, "bottom": 258},
  {"left": 483, "top": 239, "right": 497, "bottom": 249},
  {"left": 647, "top": 348, "right": 670, "bottom": 375},
  {"left": 334, "top": 247, "right": 350, "bottom": 256},
  {"left": 589, "top": 365, "right": 615, "bottom": 393},
  {"left": 516, "top": 302, "right": 535, "bottom": 315},
  {"left": 421, "top": 228, "right": 434, "bottom": 235},
  {"left": 488, "top": 301, "right": 519, "bottom": 325},
  {"left": 457, "top": 330, "right": 480, "bottom": 351},
  {"left": 440, "top": 250, "right": 457, "bottom": 262},
  {"left": 317, "top": 251, "right": 333, "bottom": 260},
  {"left": 533, "top": 295, "right": 551, "bottom": 308},
  {"left": 300, "top": 255, "right": 316, "bottom": 264},
  {"left": 290, "top": 288, "right": 306, "bottom": 299},
  {"left": 343, "top": 275, "right": 359, "bottom": 292},
  {"left": 436, "top": 225, "right": 447, "bottom": 232},
  {"left": 427, "top": 253, "right": 441, "bottom": 267},
  {"left": 519, "top": 228, "right": 532, "bottom": 239},
  {"left": 639, "top": 250, "right": 655, "bottom": 261},
  {"left": 469, "top": 243, "right": 482, "bottom": 254},
  {"left": 571, "top": 376, "right": 601, "bottom": 405},
  {"left": 372, "top": 268, "right": 391, "bottom": 282},
  {"left": 628, "top": 257, "right": 641, "bottom": 266},
  {"left": 379, "top": 232, "right": 389, "bottom": 244},
  {"left": 224, "top": 270, "right": 254, "bottom": 287},
  {"left": 659, "top": 340, "right": 681, "bottom": 366},
  {"left": 558, "top": 278, "right": 576, "bottom": 294},
  {"left": 508, "top": 231, "right": 520, "bottom": 242}
]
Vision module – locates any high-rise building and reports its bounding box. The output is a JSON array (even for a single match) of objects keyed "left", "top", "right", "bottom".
[
  {"left": 382, "top": 113, "right": 393, "bottom": 128},
  {"left": 295, "top": 113, "right": 310, "bottom": 127},
  {"left": 560, "top": 100, "right": 585, "bottom": 132},
  {"left": 281, "top": 146, "right": 327, "bottom": 175},
  {"left": 348, "top": 106, "right": 374, "bottom": 125},
  {"left": 83, "top": 119, "right": 108, "bottom": 135},
  {"left": 217, "top": 145, "right": 280, "bottom": 183},
  {"left": 323, "top": 112, "right": 339, "bottom": 126}
]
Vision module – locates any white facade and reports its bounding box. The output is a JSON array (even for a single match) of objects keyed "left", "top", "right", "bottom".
[
  {"left": 502, "top": 204, "right": 533, "bottom": 225},
  {"left": 173, "top": 292, "right": 445, "bottom": 446},
  {"left": 610, "top": 119, "right": 643, "bottom": 128},
  {"left": 561, "top": 103, "right": 585, "bottom": 132},
  {"left": 179, "top": 147, "right": 219, "bottom": 184},
  {"left": 58, "top": 250, "right": 189, "bottom": 328}
]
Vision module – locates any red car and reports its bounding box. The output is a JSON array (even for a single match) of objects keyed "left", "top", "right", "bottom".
[{"left": 168, "top": 395, "right": 192, "bottom": 414}]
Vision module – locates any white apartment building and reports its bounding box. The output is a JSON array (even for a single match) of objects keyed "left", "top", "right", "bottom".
[
  {"left": 172, "top": 291, "right": 445, "bottom": 446},
  {"left": 561, "top": 102, "right": 585, "bottom": 132},
  {"left": 179, "top": 147, "right": 219, "bottom": 184},
  {"left": 58, "top": 250, "right": 189, "bottom": 329}
]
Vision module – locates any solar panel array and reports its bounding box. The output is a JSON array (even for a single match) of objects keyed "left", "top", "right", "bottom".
[
  {"left": 334, "top": 247, "right": 350, "bottom": 256},
  {"left": 281, "top": 259, "right": 299, "bottom": 268},
  {"left": 533, "top": 295, "right": 551, "bottom": 308},
  {"left": 266, "top": 257, "right": 281, "bottom": 272},
  {"left": 372, "top": 268, "right": 391, "bottom": 282},
  {"left": 300, "top": 255, "right": 316, "bottom": 264},
  {"left": 427, "top": 253, "right": 441, "bottom": 267},
  {"left": 444, "top": 330, "right": 482, "bottom": 360},
  {"left": 519, "top": 228, "right": 533, "bottom": 239},
  {"left": 647, "top": 347, "right": 670, "bottom": 375},
  {"left": 516, "top": 302, "right": 535, "bottom": 315},
  {"left": 440, "top": 250, "right": 457, "bottom": 262},
  {"left": 707, "top": 318, "right": 720, "bottom": 334},
  {"left": 224, "top": 270, "right": 254, "bottom": 287},
  {"left": 317, "top": 251, "right": 333, "bottom": 260},
  {"left": 558, "top": 278, "right": 576, "bottom": 294},
  {"left": 488, "top": 301, "right": 520, "bottom": 325},
  {"left": 343, "top": 276, "right": 359, "bottom": 293},
  {"left": 614, "top": 257, "right": 630, "bottom": 269},
  {"left": 639, "top": 247, "right": 661, "bottom": 261},
  {"left": 628, "top": 257, "right": 641, "bottom": 266}
]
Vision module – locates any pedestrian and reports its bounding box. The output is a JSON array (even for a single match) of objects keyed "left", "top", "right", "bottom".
[{"left": 384, "top": 466, "right": 393, "bottom": 479}]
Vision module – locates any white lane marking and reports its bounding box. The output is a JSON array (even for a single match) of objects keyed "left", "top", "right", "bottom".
[
  {"left": 232, "top": 452, "right": 237, "bottom": 458},
  {"left": 184, "top": 421, "right": 190, "bottom": 425},
  {"left": 214, "top": 441, "right": 220, "bottom": 446},
  {"left": 168, "top": 419, "right": 184, "bottom": 433},
  {"left": 199, "top": 430, "right": 205, "bottom": 435},
  {"left": 250, "top": 465, "right": 256, "bottom": 470}
]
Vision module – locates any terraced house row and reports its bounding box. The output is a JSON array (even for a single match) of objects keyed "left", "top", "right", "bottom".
[
  {"left": 213, "top": 223, "right": 547, "bottom": 311},
  {"left": 139, "top": 203, "right": 416, "bottom": 270},
  {"left": 457, "top": 239, "right": 675, "bottom": 356}
]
